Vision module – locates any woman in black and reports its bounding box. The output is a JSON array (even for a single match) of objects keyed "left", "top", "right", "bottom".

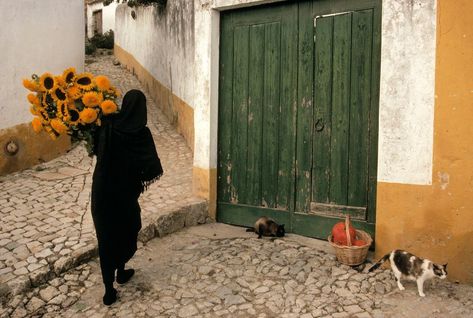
[{"left": 91, "top": 89, "right": 163, "bottom": 305}]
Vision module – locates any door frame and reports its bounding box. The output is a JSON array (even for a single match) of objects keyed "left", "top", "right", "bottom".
[{"left": 192, "top": 0, "right": 382, "bottom": 233}]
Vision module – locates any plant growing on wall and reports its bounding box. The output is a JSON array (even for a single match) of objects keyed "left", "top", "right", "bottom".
[{"left": 104, "top": 0, "right": 167, "bottom": 7}]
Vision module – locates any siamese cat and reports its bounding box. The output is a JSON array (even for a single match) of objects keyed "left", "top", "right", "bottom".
[
  {"left": 368, "top": 250, "right": 447, "bottom": 297},
  {"left": 246, "top": 216, "right": 285, "bottom": 239}
]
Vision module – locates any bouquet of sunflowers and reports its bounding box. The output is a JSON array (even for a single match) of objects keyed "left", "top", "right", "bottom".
[{"left": 23, "top": 67, "right": 120, "bottom": 155}]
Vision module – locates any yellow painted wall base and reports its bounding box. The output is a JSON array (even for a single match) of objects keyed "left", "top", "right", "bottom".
[
  {"left": 0, "top": 123, "right": 70, "bottom": 176},
  {"left": 375, "top": 0, "right": 473, "bottom": 284},
  {"left": 114, "top": 44, "right": 194, "bottom": 151},
  {"left": 193, "top": 167, "right": 217, "bottom": 220}
]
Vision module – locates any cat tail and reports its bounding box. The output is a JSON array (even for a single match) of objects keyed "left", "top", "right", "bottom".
[
  {"left": 245, "top": 227, "right": 255, "bottom": 232},
  {"left": 368, "top": 252, "right": 391, "bottom": 272}
]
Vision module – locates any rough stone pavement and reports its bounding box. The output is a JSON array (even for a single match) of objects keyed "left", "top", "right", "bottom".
[
  {"left": 2, "top": 223, "right": 473, "bottom": 318},
  {"left": 0, "top": 52, "right": 207, "bottom": 302}
]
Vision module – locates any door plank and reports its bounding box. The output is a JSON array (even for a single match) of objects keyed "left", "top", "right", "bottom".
[
  {"left": 295, "top": 0, "right": 314, "bottom": 213},
  {"left": 261, "top": 22, "right": 281, "bottom": 209},
  {"left": 368, "top": 5, "right": 382, "bottom": 223},
  {"left": 217, "top": 14, "right": 234, "bottom": 203},
  {"left": 246, "top": 24, "right": 265, "bottom": 206},
  {"left": 217, "top": 202, "right": 291, "bottom": 228},
  {"left": 292, "top": 212, "right": 374, "bottom": 239},
  {"left": 312, "top": 16, "right": 334, "bottom": 205},
  {"left": 348, "top": 10, "right": 373, "bottom": 208},
  {"left": 329, "top": 13, "right": 352, "bottom": 205},
  {"left": 231, "top": 25, "right": 250, "bottom": 204},
  {"left": 277, "top": 5, "right": 298, "bottom": 211}
]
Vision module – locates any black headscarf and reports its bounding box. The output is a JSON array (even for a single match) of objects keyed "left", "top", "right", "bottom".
[{"left": 94, "top": 89, "right": 163, "bottom": 192}]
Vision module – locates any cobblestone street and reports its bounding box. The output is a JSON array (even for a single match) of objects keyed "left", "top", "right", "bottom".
[{"left": 3, "top": 224, "right": 473, "bottom": 318}]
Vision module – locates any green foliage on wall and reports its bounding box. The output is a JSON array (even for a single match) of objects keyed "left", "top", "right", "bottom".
[{"left": 103, "top": 0, "right": 167, "bottom": 7}]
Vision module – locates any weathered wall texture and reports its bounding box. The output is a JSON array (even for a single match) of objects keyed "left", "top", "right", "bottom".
[
  {"left": 115, "top": 2, "right": 195, "bottom": 108},
  {"left": 87, "top": 1, "right": 118, "bottom": 38},
  {"left": 378, "top": 0, "right": 437, "bottom": 185},
  {"left": 211, "top": 0, "right": 285, "bottom": 10},
  {"left": 376, "top": 0, "right": 473, "bottom": 283},
  {"left": 0, "top": 125, "right": 70, "bottom": 176},
  {"left": 115, "top": 2, "right": 195, "bottom": 149},
  {"left": 0, "top": 0, "right": 83, "bottom": 175}
]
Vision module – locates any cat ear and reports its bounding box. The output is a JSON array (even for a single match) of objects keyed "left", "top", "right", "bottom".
[
  {"left": 444, "top": 263, "right": 448, "bottom": 268},
  {"left": 281, "top": 224, "right": 285, "bottom": 228}
]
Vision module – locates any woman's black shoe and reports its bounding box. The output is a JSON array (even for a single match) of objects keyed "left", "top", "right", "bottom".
[
  {"left": 103, "top": 287, "right": 117, "bottom": 306},
  {"left": 116, "top": 268, "right": 135, "bottom": 284}
]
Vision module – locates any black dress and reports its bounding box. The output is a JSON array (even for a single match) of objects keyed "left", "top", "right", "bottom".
[{"left": 91, "top": 89, "right": 163, "bottom": 285}]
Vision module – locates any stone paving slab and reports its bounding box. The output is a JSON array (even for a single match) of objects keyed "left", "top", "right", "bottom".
[
  {"left": 2, "top": 223, "right": 472, "bottom": 318},
  {"left": 0, "top": 53, "right": 207, "bottom": 301}
]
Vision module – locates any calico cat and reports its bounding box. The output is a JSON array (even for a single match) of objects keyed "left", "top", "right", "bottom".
[
  {"left": 368, "top": 250, "right": 447, "bottom": 297},
  {"left": 246, "top": 216, "right": 285, "bottom": 239}
]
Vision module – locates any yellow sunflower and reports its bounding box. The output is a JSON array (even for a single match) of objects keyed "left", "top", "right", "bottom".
[
  {"left": 39, "top": 73, "right": 57, "bottom": 91},
  {"left": 27, "top": 93, "right": 41, "bottom": 106},
  {"left": 57, "top": 102, "right": 70, "bottom": 120},
  {"left": 82, "top": 91, "right": 103, "bottom": 107},
  {"left": 31, "top": 117, "right": 43, "bottom": 133},
  {"left": 30, "top": 105, "right": 39, "bottom": 116},
  {"left": 51, "top": 86, "right": 67, "bottom": 102},
  {"left": 38, "top": 108, "right": 50, "bottom": 122},
  {"left": 79, "top": 108, "right": 98, "bottom": 124},
  {"left": 75, "top": 73, "right": 94, "bottom": 90},
  {"left": 109, "top": 86, "right": 121, "bottom": 97},
  {"left": 55, "top": 76, "right": 66, "bottom": 88},
  {"left": 50, "top": 118, "right": 68, "bottom": 134},
  {"left": 42, "top": 93, "right": 54, "bottom": 108},
  {"left": 62, "top": 67, "right": 76, "bottom": 84},
  {"left": 44, "top": 125, "right": 58, "bottom": 140},
  {"left": 95, "top": 75, "right": 111, "bottom": 91},
  {"left": 23, "top": 79, "right": 40, "bottom": 92},
  {"left": 68, "top": 107, "right": 81, "bottom": 125},
  {"left": 66, "top": 84, "right": 82, "bottom": 100},
  {"left": 100, "top": 100, "right": 118, "bottom": 115}
]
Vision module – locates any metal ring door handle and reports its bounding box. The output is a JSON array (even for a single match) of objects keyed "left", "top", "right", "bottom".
[{"left": 315, "top": 118, "right": 324, "bottom": 132}]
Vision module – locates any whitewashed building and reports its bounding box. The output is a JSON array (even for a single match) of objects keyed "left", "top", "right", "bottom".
[
  {"left": 0, "top": 0, "right": 84, "bottom": 175},
  {"left": 86, "top": 0, "right": 118, "bottom": 38}
]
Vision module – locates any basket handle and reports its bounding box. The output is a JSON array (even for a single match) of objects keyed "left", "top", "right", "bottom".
[{"left": 345, "top": 215, "right": 352, "bottom": 247}]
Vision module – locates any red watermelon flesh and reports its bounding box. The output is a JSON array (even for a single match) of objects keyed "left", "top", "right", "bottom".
[{"left": 332, "top": 222, "right": 356, "bottom": 246}]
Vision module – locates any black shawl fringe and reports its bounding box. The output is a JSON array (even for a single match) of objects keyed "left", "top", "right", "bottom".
[{"left": 141, "top": 173, "right": 163, "bottom": 192}]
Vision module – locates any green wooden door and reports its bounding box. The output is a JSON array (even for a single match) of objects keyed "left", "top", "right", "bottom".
[
  {"left": 218, "top": 0, "right": 381, "bottom": 239},
  {"left": 217, "top": 2, "right": 298, "bottom": 227}
]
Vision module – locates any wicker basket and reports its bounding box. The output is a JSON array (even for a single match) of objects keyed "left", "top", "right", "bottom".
[{"left": 328, "top": 216, "right": 373, "bottom": 266}]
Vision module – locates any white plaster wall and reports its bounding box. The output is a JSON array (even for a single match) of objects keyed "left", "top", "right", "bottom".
[
  {"left": 0, "top": 0, "right": 84, "bottom": 130},
  {"left": 115, "top": 2, "right": 195, "bottom": 108},
  {"left": 378, "top": 0, "right": 437, "bottom": 185},
  {"left": 103, "top": 2, "right": 117, "bottom": 34},
  {"left": 194, "top": 1, "right": 219, "bottom": 169},
  {"left": 87, "top": 2, "right": 101, "bottom": 38},
  {"left": 87, "top": 1, "right": 117, "bottom": 38}
]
